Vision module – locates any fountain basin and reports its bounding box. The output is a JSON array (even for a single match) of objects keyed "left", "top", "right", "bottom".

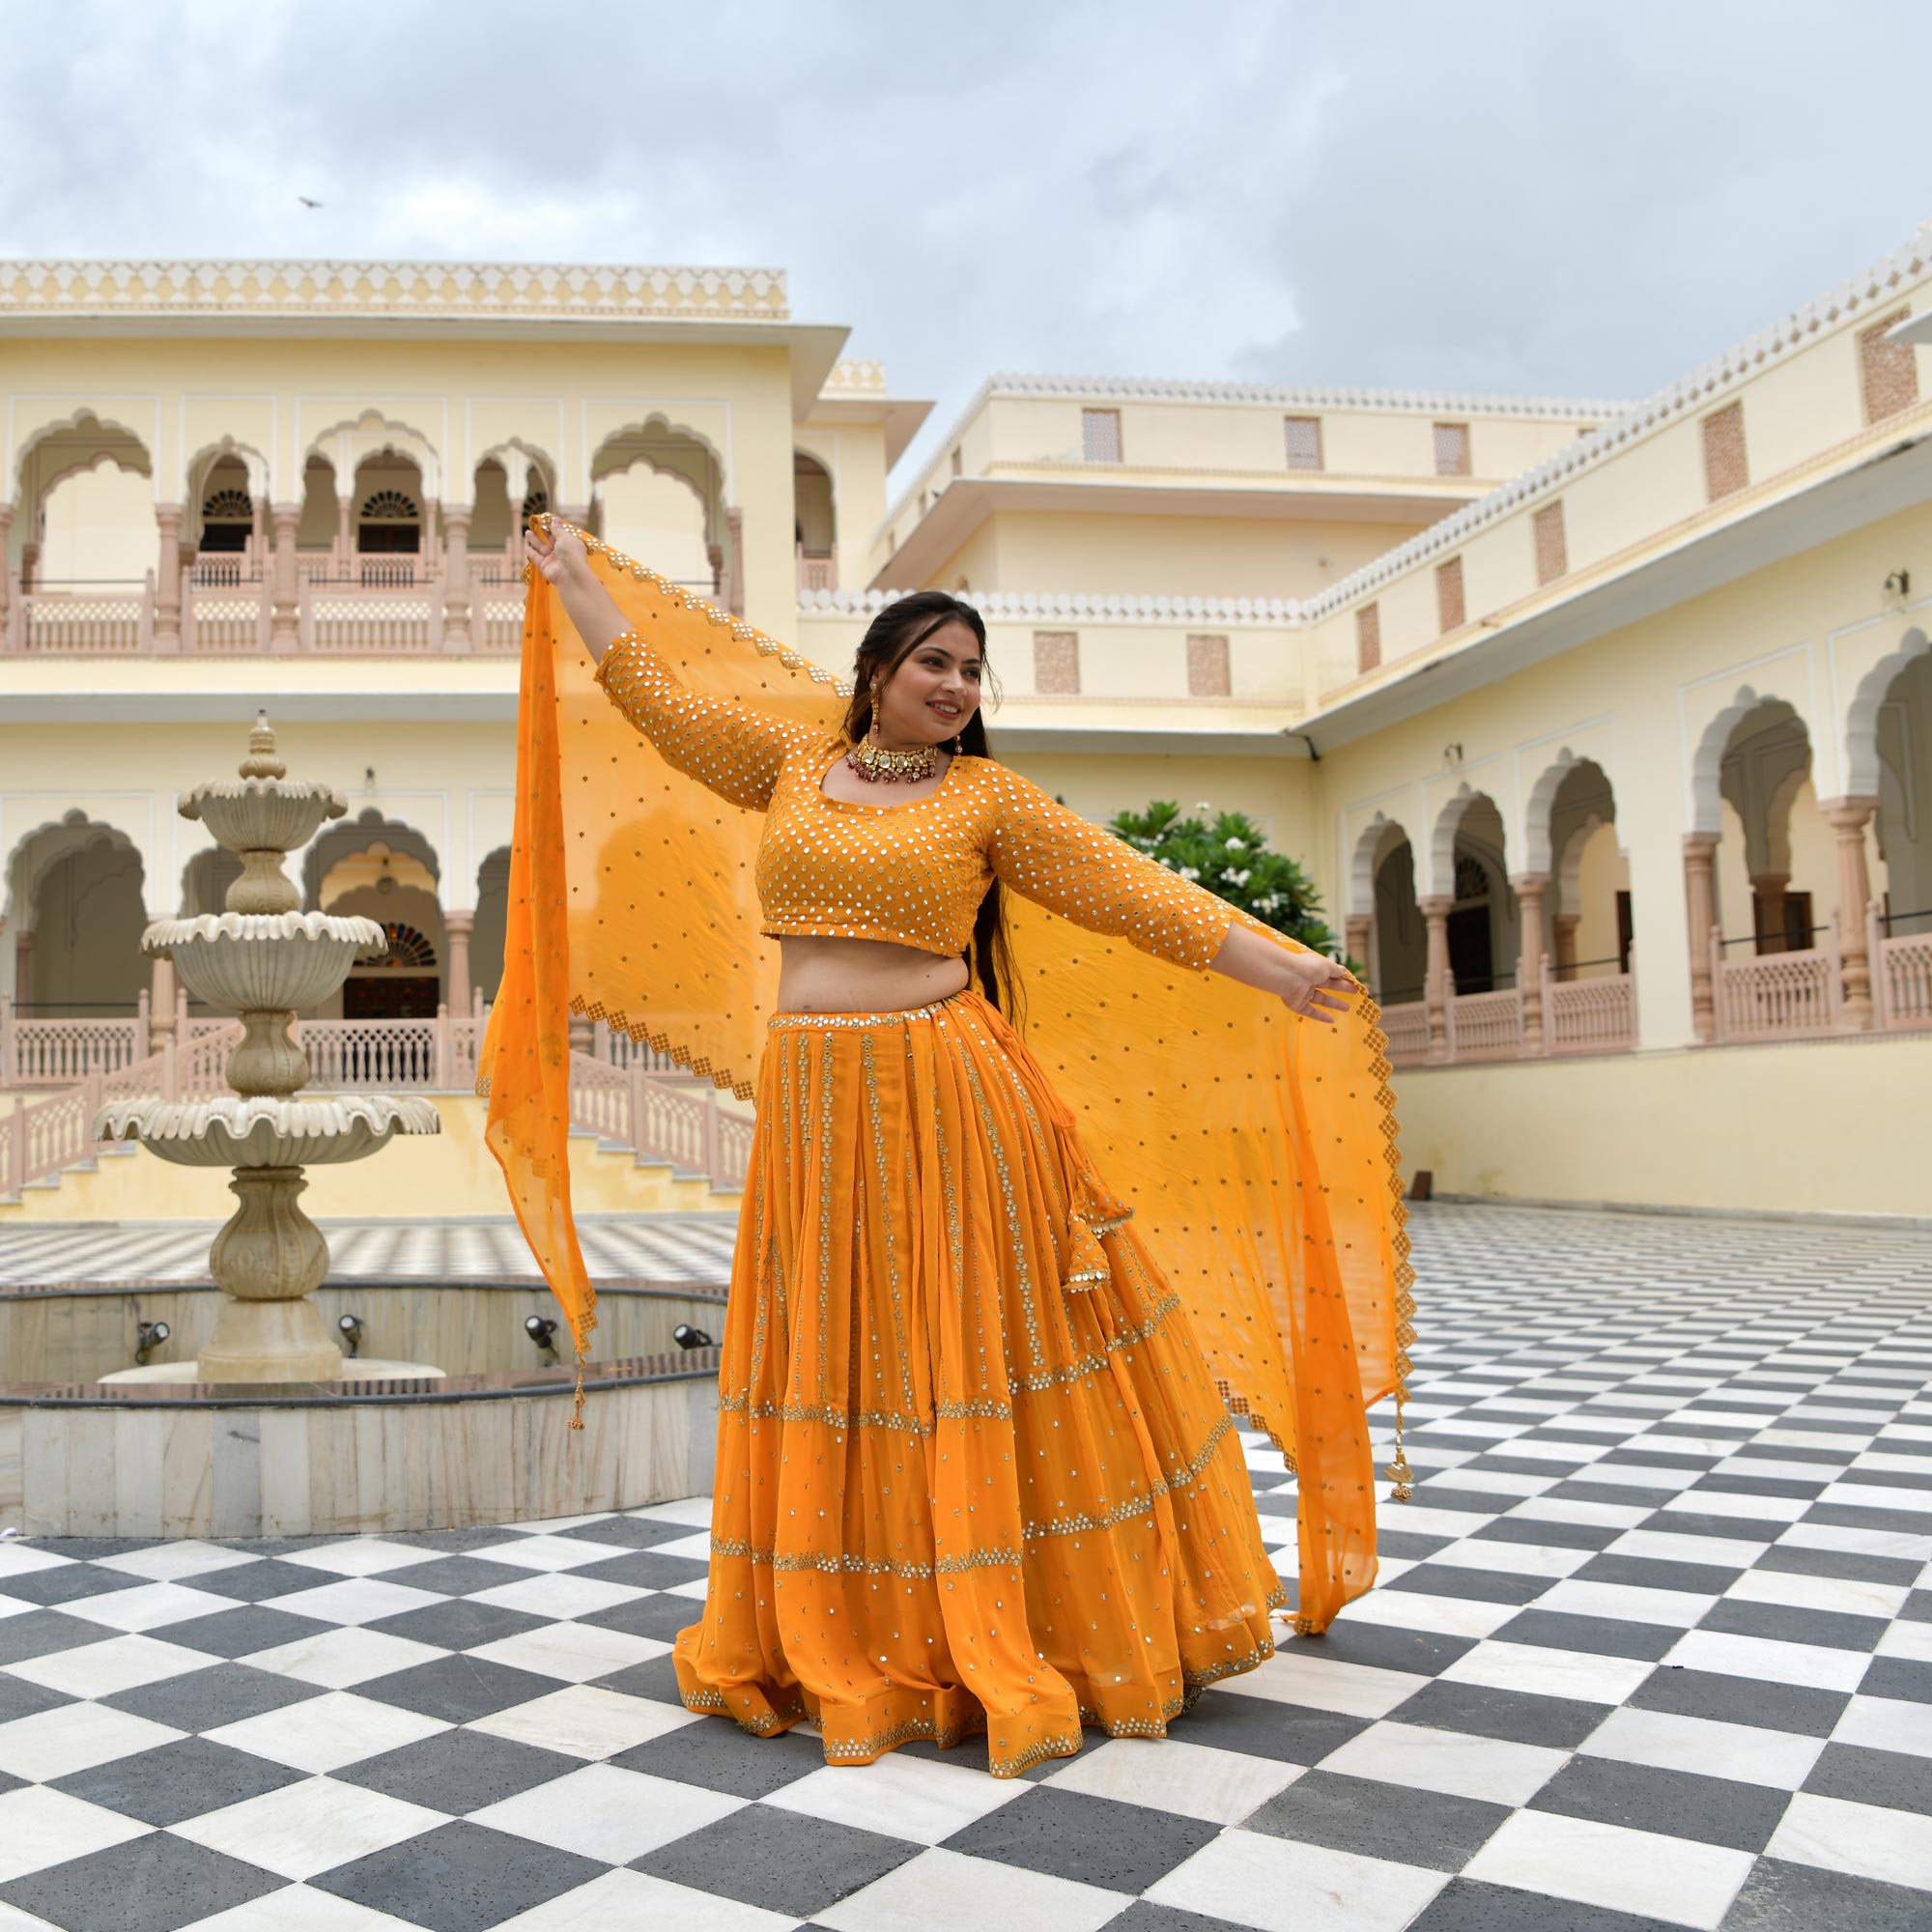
[
  {"left": 180, "top": 777, "right": 347, "bottom": 856},
  {"left": 95, "top": 1094, "right": 441, "bottom": 1167},
  {"left": 1, "top": 1276, "right": 726, "bottom": 1537},
  {"left": 143, "top": 911, "right": 385, "bottom": 1012}
]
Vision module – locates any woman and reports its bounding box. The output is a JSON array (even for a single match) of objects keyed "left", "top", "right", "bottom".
[{"left": 489, "top": 520, "right": 1407, "bottom": 1776}]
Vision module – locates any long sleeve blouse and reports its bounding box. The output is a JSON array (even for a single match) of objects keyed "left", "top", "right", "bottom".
[{"left": 594, "top": 631, "right": 1290, "bottom": 972}]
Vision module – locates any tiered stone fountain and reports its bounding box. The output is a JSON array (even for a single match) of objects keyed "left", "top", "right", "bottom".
[{"left": 95, "top": 714, "right": 442, "bottom": 1385}]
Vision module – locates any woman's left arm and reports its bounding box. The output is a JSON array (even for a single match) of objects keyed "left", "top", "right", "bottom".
[{"left": 986, "top": 771, "right": 1360, "bottom": 1024}]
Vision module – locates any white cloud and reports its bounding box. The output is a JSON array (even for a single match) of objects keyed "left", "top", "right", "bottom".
[{"left": 0, "top": 0, "right": 1922, "bottom": 483}]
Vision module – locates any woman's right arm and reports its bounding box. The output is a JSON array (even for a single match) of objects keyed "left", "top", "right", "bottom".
[{"left": 526, "top": 522, "right": 810, "bottom": 813}]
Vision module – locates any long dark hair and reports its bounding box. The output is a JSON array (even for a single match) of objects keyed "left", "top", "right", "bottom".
[{"left": 838, "top": 591, "right": 1020, "bottom": 1020}]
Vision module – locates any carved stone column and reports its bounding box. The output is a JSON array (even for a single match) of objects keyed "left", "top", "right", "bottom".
[
  {"left": 1422, "top": 895, "right": 1452, "bottom": 1065},
  {"left": 1552, "top": 913, "right": 1581, "bottom": 980},
  {"left": 724, "top": 505, "right": 745, "bottom": 616},
  {"left": 1822, "top": 796, "right": 1880, "bottom": 1031},
  {"left": 335, "top": 495, "right": 354, "bottom": 576},
  {"left": 149, "top": 957, "right": 178, "bottom": 1047},
  {"left": 14, "top": 930, "right": 32, "bottom": 1009},
  {"left": 1750, "top": 871, "right": 1790, "bottom": 953},
  {"left": 1683, "top": 833, "right": 1719, "bottom": 1043},
  {"left": 154, "top": 503, "right": 185, "bottom": 651},
  {"left": 270, "top": 502, "right": 301, "bottom": 648},
  {"left": 1344, "top": 914, "right": 1373, "bottom": 983},
  {"left": 443, "top": 909, "right": 474, "bottom": 1015},
  {"left": 567, "top": 1013, "right": 595, "bottom": 1058},
  {"left": 1513, "top": 871, "right": 1550, "bottom": 1055},
  {"left": 19, "top": 540, "right": 39, "bottom": 596},
  {"left": 440, "top": 507, "right": 472, "bottom": 652}
]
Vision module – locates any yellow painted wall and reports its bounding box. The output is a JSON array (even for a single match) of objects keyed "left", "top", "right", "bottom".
[
  {"left": 1394, "top": 1034, "right": 1931, "bottom": 1220},
  {"left": 950, "top": 511, "right": 1423, "bottom": 600}
]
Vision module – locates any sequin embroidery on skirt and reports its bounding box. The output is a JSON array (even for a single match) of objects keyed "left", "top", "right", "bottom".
[{"left": 670, "top": 990, "right": 1289, "bottom": 1776}]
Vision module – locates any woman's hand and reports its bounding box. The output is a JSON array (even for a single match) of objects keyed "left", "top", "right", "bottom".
[
  {"left": 525, "top": 520, "right": 590, "bottom": 585},
  {"left": 1277, "top": 948, "right": 1360, "bottom": 1025}
]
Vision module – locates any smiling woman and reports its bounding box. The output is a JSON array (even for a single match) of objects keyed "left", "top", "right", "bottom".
[{"left": 480, "top": 519, "right": 1408, "bottom": 1777}]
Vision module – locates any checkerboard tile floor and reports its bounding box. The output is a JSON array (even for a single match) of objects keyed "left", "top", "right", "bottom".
[
  {"left": 0, "top": 1212, "right": 740, "bottom": 1291},
  {"left": 1, "top": 1201, "right": 1928, "bottom": 1931}
]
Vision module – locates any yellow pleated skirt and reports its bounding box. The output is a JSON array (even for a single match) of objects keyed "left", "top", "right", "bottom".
[{"left": 671, "top": 990, "right": 1287, "bottom": 1776}]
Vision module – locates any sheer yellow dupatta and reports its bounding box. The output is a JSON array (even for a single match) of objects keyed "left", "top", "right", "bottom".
[
  {"left": 480, "top": 529, "right": 1412, "bottom": 1628},
  {"left": 477, "top": 535, "right": 845, "bottom": 1390}
]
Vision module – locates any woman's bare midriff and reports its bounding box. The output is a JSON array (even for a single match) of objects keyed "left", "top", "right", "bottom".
[{"left": 776, "top": 934, "right": 971, "bottom": 1015}]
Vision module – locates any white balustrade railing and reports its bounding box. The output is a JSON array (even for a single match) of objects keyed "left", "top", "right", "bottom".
[
  {"left": 185, "top": 589, "right": 270, "bottom": 654},
  {"left": 1446, "top": 985, "right": 1522, "bottom": 1063},
  {"left": 480, "top": 594, "right": 527, "bottom": 654},
  {"left": 1871, "top": 916, "right": 1932, "bottom": 1032},
  {"left": 589, "top": 1022, "right": 684, "bottom": 1075},
  {"left": 1543, "top": 966, "right": 1635, "bottom": 1056},
  {"left": 569, "top": 1050, "right": 751, "bottom": 1191},
  {"left": 22, "top": 591, "right": 149, "bottom": 654},
  {"left": 179, "top": 1023, "right": 242, "bottom": 1097},
  {"left": 1713, "top": 924, "right": 1840, "bottom": 1041},
  {"left": 0, "top": 1006, "right": 147, "bottom": 1086},
  {"left": 304, "top": 586, "right": 440, "bottom": 654},
  {"left": 1378, "top": 1000, "right": 1429, "bottom": 1068},
  {"left": 298, "top": 1018, "right": 440, "bottom": 1089}
]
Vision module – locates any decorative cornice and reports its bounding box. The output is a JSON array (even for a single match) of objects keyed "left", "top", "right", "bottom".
[
  {"left": 822, "top": 359, "right": 887, "bottom": 394},
  {"left": 0, "top": 259, "right": 789, "bottom": 322},
  {"left": 1298, "top": 224, "right": 1932, "bottom": 621},
  {"left": 801, "top": 587, "right": 1297, "bottom": 627},
  {"left": 980, "top": 372, "right": 1630, "bottom": 419}
]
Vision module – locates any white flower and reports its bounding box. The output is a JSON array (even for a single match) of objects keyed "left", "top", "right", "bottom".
[
  {"left": 1179, "top": 866, "right": 1201, "bottom": 881},
  {"left": 1229, "top": 868, "right": 1252, "bottom": 886},
  {"left": 1224, "top": 837, "right": 1246, "bottom": 851},
  {"left": 1193, "top": 800, "right": 1211, "bottom": 811}
]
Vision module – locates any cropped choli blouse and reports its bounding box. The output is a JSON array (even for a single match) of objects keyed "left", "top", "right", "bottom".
[{"left": 594, "top": 631, "right": 1261, "bottom": 972}]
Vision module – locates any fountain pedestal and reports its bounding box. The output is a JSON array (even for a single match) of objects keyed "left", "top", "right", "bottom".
[{"left": 95, "top": 714, "right": 441, "bottom": 1386}]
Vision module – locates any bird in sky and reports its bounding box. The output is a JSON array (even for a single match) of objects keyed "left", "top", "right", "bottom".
[{"left": 298, "top": 196, "right": 324, "bottom": 210}]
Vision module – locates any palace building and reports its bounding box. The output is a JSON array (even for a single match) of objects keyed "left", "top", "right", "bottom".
[{"left": 1, "top": 241, "right": 1926, "bottom": 1223}]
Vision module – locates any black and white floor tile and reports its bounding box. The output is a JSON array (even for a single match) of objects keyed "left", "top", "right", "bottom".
[
  {"left": 0, "top": 1201, "right": 1928, "bottom": 1930},
  {"left": 0, "top": 1213, "right": 741, "bottom": 1292}
]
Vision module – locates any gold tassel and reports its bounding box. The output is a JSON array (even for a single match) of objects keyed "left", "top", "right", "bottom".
[
  {"left": 1386, "top": 1390, "right": 1413, "bottom": 1502},
  {"left": 569, "top": 1350, "right": 587, "bottom": 1432}
]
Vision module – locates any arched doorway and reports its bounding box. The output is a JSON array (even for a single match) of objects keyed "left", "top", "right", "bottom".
[
  {"left": 591, "top": 419, "right": 725, "bottom": 594},
  {"left": 472, "top": 846, "right": 512, "bottom": 1009},
  {"left": 302, "top": 813, "right": 444, "bottom": 1019},
  {"left": 794, "top": 450, "right": 837, "bottom": 591},
  {"left": 6, "top": 816, "right": 148, "bottom": 1018}
]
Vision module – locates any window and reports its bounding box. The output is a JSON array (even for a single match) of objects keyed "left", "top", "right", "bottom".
[
  {"left": 1702, "top": 402, "right": 1747, "bottom": 501},
  {"left": 1860, "top": 308, "right": 1918, "bottom": 424},
  {"left": 1433, "top": 422, "right": 1471, "bottom": 477},
  {"left": 1034, "top": 630, "right": 1080, "bottom": 694},
  {"left": 1355, "top": 603, "right": 1381, "bottom": 674},
  {"left": 1532, "top": 501, "right": 1568, "bottom": 585},
  {"left": 1284, "top": 416, "right": 1323, "bottom": 470},
  {"left": 1435, "top": 556, "right": 1466, "bottom": 634},
  {"left": 1186, "top": 634, "right": 1230, "bottom": 696},
  {"left": 356, "top": 922, "right": 438, "bottom": 969},
  {"left": 200, "top": 487, "right": 253, "bottom": 554},
  {"left": 359, "top": 488, "right": 421, "bottom": 555},
  {"left": 1081, "top": 409, "right": 1122, "bottom": 464}
]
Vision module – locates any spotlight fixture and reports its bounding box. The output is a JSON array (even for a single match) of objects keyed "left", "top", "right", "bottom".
[
  {"left": 337, "top": 1313, "right": 363, "bottom": 1358},
  {"left": 525, "top": 1315, "right": 559, "bottom": 1362},
  {"left": 134, "top": 1320, "right": 171, "bottom": 1367},
  {"left": 672, "top": 1322, "right": 715, "bottom": 1351},
  {"left": 1443, "top": 743, "right": 1464, "bottom": 768},
  {"left": 1885, "top": 568, "right": 1912, "bottom": 601}
]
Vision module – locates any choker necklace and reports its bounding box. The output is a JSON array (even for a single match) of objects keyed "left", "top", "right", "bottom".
[{"left": 846, "top": 732, "right": 940, "bottom": 784}]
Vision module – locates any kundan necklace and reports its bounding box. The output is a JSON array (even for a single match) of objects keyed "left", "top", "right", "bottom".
[{"left": 845, "top": 730, "right": 940, "bottom": 784}]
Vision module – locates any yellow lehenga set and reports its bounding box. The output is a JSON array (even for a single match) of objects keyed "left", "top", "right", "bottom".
[{"left": 479, "top": 526, "right": 1413, "bottom": 1776}]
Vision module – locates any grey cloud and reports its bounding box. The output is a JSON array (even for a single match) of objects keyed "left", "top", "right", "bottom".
[{"left": 1, "top": 0, "right": 1923, "bottom": 484}]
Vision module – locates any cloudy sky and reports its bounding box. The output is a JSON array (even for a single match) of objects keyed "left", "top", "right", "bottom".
[{"left": 3, "top": 1, "right": 1924, "bottom": 477}]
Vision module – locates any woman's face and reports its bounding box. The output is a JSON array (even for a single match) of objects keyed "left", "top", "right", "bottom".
[{"left": 874, "top": 620, "right": 982, "bottom": 746}]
